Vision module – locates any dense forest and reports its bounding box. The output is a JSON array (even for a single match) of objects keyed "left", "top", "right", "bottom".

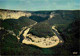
[
  {"left": 29, "top": 22, "right": 55, "bottom": 38},
  {"left": 0, "top": 10, "right": 80, "bottom": 55},
  {"left": 1, "top": 16, "right": 36, "bottom": 35},
  {"left": 0, "top": 19, "right": 79, "bottom": 55}
]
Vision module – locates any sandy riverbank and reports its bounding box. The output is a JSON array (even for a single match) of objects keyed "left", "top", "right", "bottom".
[{"left": 22, "top": 26, "right": 61, "bottom": 48}]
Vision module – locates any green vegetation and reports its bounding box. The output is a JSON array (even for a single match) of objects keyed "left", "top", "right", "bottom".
[
  {"left": 29, "top": 15, "right": 49, "bottom": 22},
  {"left": 1, "top": 19, "right": 79, "bottom": 55},
  {"left": 46, "top": 13, "right": 73, "bottom": 26},
  {"left": 0, "top": 19, "right": 3, "bottom": 27},
  {"left": 0, "top": 15, "right": 2, "bottom": 18},
  {"left": 1, "top": 16, "right": 36, "bottom": 35},
  {"left": 29, "top": 22, "right": 55, "bottom": 38},
  {"left": 0, "top": 29, "right": 42, "bottom": 55},
  {"left": 54, "top": 17, "right": 79, "bottom": 55},
  {"left": 32, "top": 11, "right": 52, "bottom": 14},
  {"left": 0, "top": 10, "right": 79, "bottom": 55}
]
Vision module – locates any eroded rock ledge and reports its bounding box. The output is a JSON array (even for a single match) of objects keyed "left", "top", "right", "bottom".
[{"left": 0, "top": 10, "right": 31, "bottom": 20}]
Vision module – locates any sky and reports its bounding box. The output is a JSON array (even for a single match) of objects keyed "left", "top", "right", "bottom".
[{"left": 0, "top": 0, "right": 80, "bottom": 11}]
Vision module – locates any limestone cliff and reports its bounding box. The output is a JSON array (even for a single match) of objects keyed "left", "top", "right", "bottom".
[{"left": 0, "top": 9, "right": 31, "bottom": 20}]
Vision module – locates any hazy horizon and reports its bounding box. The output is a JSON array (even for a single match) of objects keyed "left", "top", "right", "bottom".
[{"left": 0, "top": 0, "right": 80, "bottom": 11}]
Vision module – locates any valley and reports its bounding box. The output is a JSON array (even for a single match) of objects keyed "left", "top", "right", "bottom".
[
  {"left": 0, "top": 9, "right": 79, "bottom": 55},
  {"left": 22, "top": 25, "right": 62, "bottom": 48}
]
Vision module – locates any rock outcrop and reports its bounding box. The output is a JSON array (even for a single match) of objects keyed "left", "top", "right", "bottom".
[{"left": 0, "top": 9, "right": 31, "bottom": 20}]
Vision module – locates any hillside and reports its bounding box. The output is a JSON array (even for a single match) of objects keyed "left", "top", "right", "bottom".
[
  {"left": 0, "top": 9, "right": 31, "bottom": 20},
  {"left": 1, "top": 16, "right": 36, "bottom": 35},
  {"left": 29, "top": 22, "right": 54, "bottom": 38},
  {"left": 46, "top": 10, "right": 80, "bottom": 26},
  {"left": 29, "top": 10, "right": 80, "bottom": 38},
  {"left": 0, "top": 9, "right": 80, "bottom": 55},
  {"left": 55, "top": 18, "right": 80, "bottom": 54},
  {"left": 29, "top": 15, "right": 49, "bottom": 22}
]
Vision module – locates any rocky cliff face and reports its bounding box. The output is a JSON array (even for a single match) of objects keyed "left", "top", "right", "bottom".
[{"left": 0, "top": 9, "right": 31, "bottom": 20}]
